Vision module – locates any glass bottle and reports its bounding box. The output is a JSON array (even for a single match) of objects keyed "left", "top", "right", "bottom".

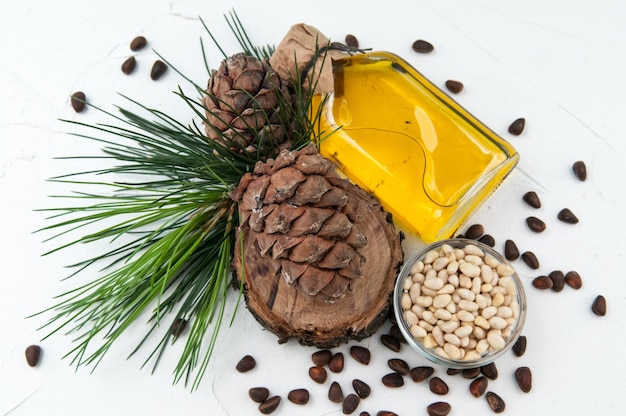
[{"left": 312, "top": 51, "right": 519, "bottom": 243}]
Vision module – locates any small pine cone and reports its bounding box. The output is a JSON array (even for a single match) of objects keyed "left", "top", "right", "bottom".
[
  {"left": 202, "top": 53, "right": 294, "bottom": 156},
  {"left": 230, "top": 144, "right": 368, "bottom": 302}
]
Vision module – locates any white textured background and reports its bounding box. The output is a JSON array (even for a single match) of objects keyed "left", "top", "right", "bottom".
[{"left": 2, "top": 0, "right": 625, "bottom": 415}]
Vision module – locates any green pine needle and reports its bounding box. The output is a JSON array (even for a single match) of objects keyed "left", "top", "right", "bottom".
[
  {"left": 31, "top": 9, "right": 338, "bottom": 390},
  {"left": 33, "top": 104, "right": 242, "bottom": 388}
]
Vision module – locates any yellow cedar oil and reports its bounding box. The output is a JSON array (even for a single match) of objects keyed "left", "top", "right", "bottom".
[{"left": 312, "top": 52, "right": 519, "bottom": 242}]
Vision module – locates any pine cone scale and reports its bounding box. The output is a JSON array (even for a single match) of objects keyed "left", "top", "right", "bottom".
[
  {"left": 338, "top": 254, "right": 364, "bottom": 279},
  {"left": 205, "top": 108, "right": 233, "bottom": 131},
  {"left": 316, "top": 242, "right": 356, "bottom": 269},
  {"left": 241, "top": 175, "right": 270, "bottom": 212},
  {"left": 290, "top": 176, "right": 331, "bottom": 205},
  {"left": 254, "top": 232, "right": 278, "bottom": 256},
  {"left": 288, "top": 235, "right": 333, "bottom": 263},
  {"left": 209, "top": 73, "right": 232, "bottom": 96},
  {"left": 220, "top": 90, "right": 250, "bottom": 113},
  {"left": 232, "top": 69, "right": 264, "bottom": 93},
  {"left": 315, "top": 187, "right": 348, "bottom": 208},
  {"left": 280, "top": 259, "right": 308, "bottom": 285},
  {"left": 297, "top": 267, "right": 335, "bottom": 296},
  {"left": 288, "top": 207, "right": 334, "bottom": 236},
  {"left": 251, "top": 88, "right": 279, "bottom": 110},
  {"left": 264, "top": 167, "right": 306, "bottom": 204},
  {"left": 318, "top": 274, "right": 351, "bottom": 299},
  {"left": 317, "top": 212, "right": 352, "bottom": 239},
  {"left": 264, "top": 204, "right": 305, "bottom": 234},
  {"left": 271, "top": 235, "right": 303, "bottom": 259},
  {"left": 230, "top": 108, "right": 266, "bottom": 130}
]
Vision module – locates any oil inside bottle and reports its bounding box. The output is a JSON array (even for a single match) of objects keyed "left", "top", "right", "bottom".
[{"left": 312, "top": 52, "right": 519, "bottom": 242}]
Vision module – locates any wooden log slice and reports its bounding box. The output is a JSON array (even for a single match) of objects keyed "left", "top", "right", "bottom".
[{"left": 233, "top": 179, "right": 404, "bottom": 348}]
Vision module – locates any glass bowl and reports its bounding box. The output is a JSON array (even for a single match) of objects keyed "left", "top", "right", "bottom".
[{"left": 393, "top": 238, "right": 527, "bottom": 368}]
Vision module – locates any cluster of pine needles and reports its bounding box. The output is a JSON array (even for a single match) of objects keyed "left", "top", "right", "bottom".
[{"left": 32, "top": 11, "right": 328, "bottom": 390}]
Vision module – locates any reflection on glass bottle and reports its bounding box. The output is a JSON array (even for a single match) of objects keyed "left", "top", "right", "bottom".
[{"left": 313, "top": 52, "right": 519, "bottom": 242}]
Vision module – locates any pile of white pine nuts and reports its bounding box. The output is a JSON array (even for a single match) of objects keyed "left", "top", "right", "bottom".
[{"left": 400, "top": 242, "right": 521, "bottom": 361}]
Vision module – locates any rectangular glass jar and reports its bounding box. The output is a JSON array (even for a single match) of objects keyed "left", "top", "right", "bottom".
[{"left": 312, "top": 51, "right": 519, "bottom": 242}]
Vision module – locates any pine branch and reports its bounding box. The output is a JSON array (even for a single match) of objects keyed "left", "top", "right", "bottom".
[
  {"left": 32, "top": 83, "right": 245, "bottom": 389},
  {"left": 32, "top": 9, "right": 337, "bottom": 390}
]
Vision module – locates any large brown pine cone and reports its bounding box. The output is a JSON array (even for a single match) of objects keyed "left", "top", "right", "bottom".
[
  {"left": 230, "top": 144, "right": 367, "bottom": 302},
  {"left": 202, "top": 53, "right": 293, "bottom": 156},
  {"left": 230, "top": 144, "right": 404, "bottom": 348}
]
